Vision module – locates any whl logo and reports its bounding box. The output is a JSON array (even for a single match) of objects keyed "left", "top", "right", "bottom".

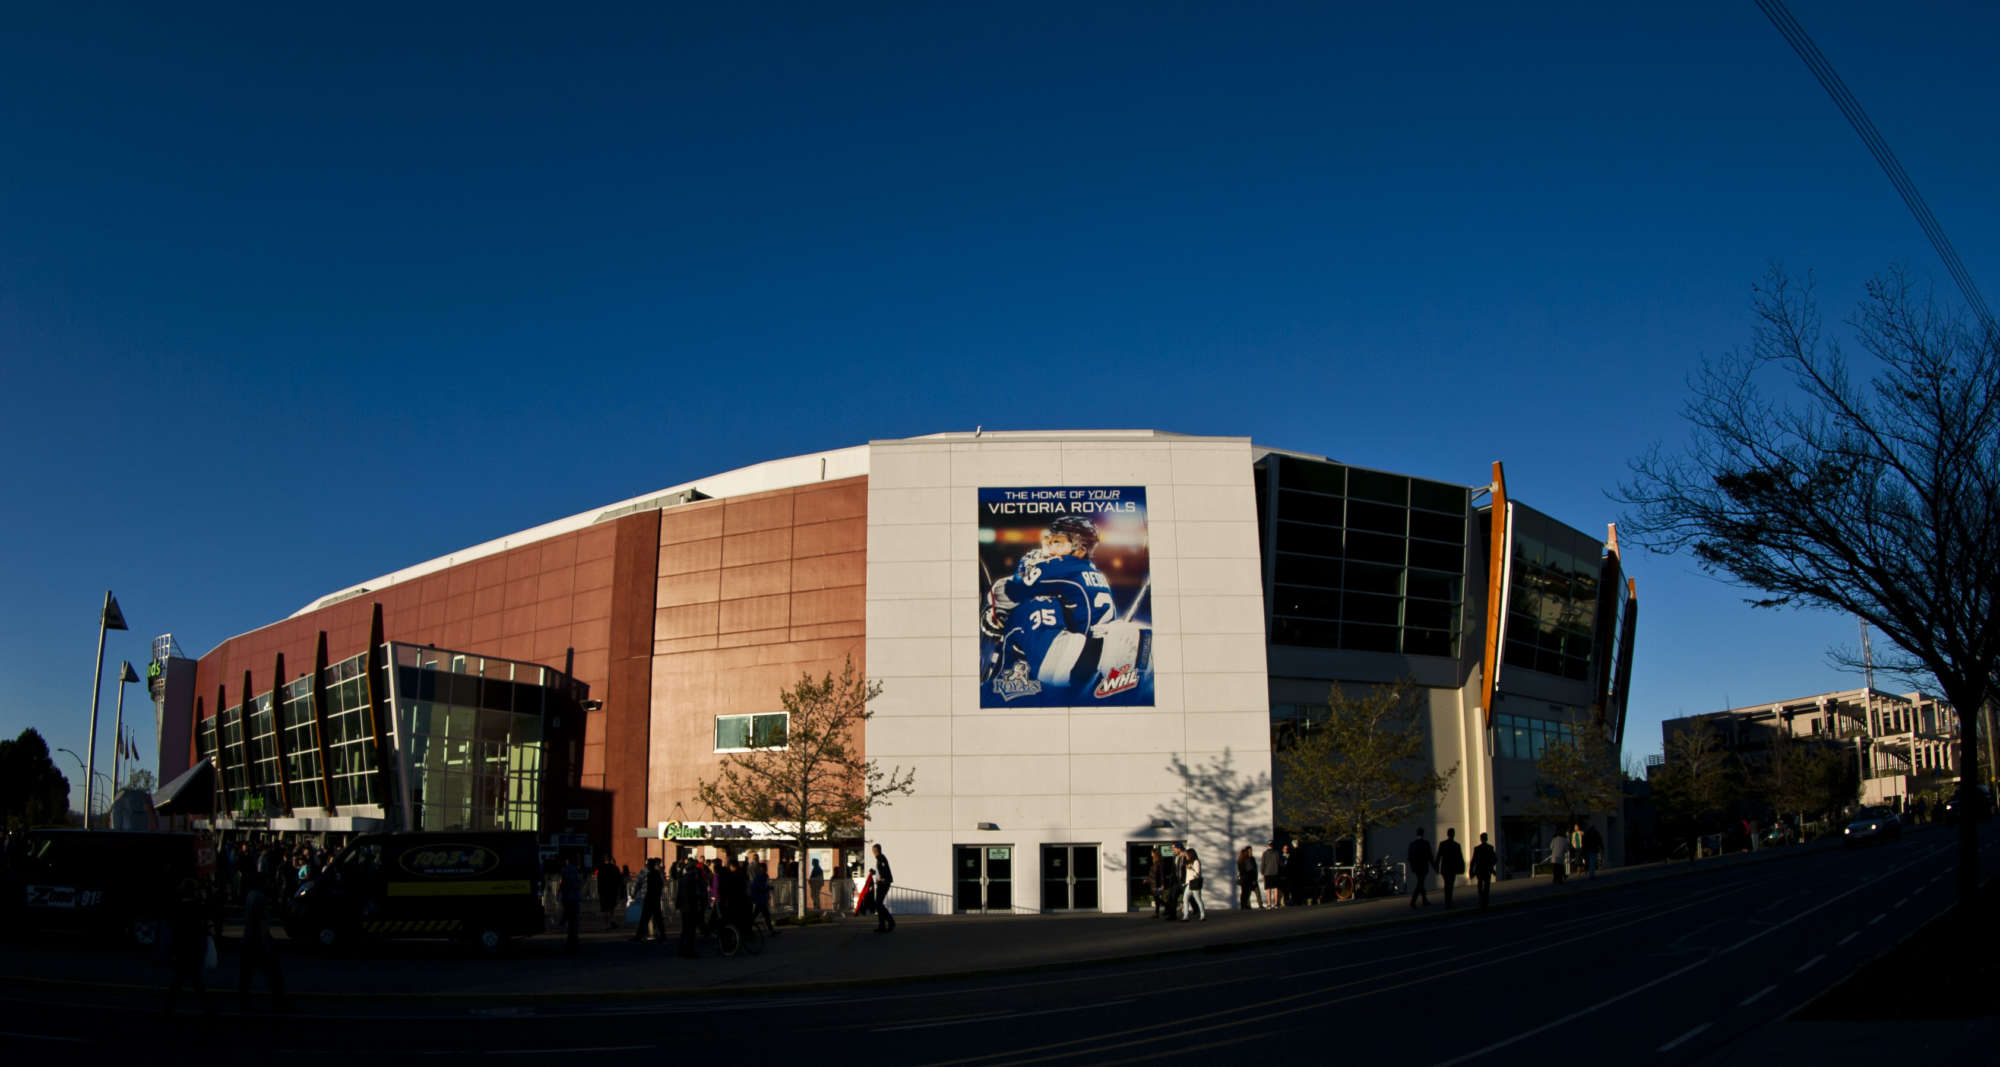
[{"left": 1094, "top": 665, "right": 1140, "bottom": 699}]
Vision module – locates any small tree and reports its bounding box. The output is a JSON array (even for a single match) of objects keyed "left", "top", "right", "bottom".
[
  {"left": 1653, "top": 717, "right": 1736, "bottom": 857},
  {"left": 696, "top": 658, "right": 915, "bottom": 918},
  {"left": 1274, "top": 679, "right": 1456, "bottom": 863},
  {"left": 0, "top": 728, "right": 71, "bottom": 831},
  {"left": 1531, "top": 711, "right": 1623, "bottom": 831}
]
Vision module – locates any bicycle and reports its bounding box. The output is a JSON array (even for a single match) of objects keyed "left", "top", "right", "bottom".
[
  {"left": 704, "top": 906, "right": 765, "bottom": 958},
  {"left": 1330, "top": 857, "right": 1407, "bottom": 901}
]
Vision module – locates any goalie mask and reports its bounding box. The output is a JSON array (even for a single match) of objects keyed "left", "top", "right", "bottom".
[{"left": 1042, "top": 514, "right": 1100, "bottom": 559}]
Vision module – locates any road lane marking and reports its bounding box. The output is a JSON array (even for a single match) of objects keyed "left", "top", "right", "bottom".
[
  {"left": 877, "top": 999, "right": 1135, "bottom": 1032},
  {"left": 1793, "top": 954, "right": 1825, "bottom": 973},
  {"left": 1869, "top": 914, "right": 1885, "bottom": 925},
  {"left": 1657, "top": 1023, "right": 1710, "bottom": 1052},
  {"left": 0, "top": 1032, "right": 86, "bottom": 1043},
  {"left": 1837, "top": 932, "right": 1859, "bottom": 947},
  {"left": 488, "top": 1047, "right": 653, "bottom": 1055},
  {"left": 1894, "top": 897, "right": 1909, "bottom": 909},
  {"left": 1739, "top": 985, "right": 1777, "bottom": 1006},
  {"left": 1431, "top": 840, "right": 1956, "bottom": 1067}
]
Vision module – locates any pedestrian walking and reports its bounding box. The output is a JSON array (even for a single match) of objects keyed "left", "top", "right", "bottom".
[
  {"left": 1260, "top": 842, "right": 1282, "bottom": 910},
  {"left": 674, "top": 857, "right": 708, "bottom": 958},
  {"left": 808, "top": 858, "right": 825, "bottom": 913},
  {"left": 633, "top": 858, "right": 666, "bottom": 942},
  {"left": 1582, "top": 824, "right": 1602, "bottom": 878},
  {"left": 1163, "top": 845, "right": 1186, "bottom": 919},
  {"left": 1569, "top": 823, "right": 1585, "bottom": 875},
  {"left": 871, "top": 843, "right": 896, "bottom": 932},
  {"left": 1434, "top": 828, "right": 1465, "bottom": 909},
  {"left": 1146, "top": 847, "right": 1167, "bottom": 918},
  {"left": 162, "top": 877, "right": 212, "bottom": 1020},
  {"left": 558, "top": 857, "right": 583, "bottom": 952},
  {"left": 1548, "top": 831, "right": 1569, "bottom": 884},
  {"left": 749, "top": 861, "right": 778, "bottom": 936},
  {"left": 596, "top": 855, "right": 624, "bottom": 930},
  {"left": 1406, "top": 827, "right": 1433, "bottom": 908},
  {"left": 1237, "top": 845, "right": 1261, "bottom": 910},
  {"left": 238, "top": 872, "right": 287, "bottom": 1013},
  {"left": 1182, "top": 849, "right": 1206, "bottom": 920},
  {"left": 1470, "top": 832, "right": 1497, "bottom": 910}
]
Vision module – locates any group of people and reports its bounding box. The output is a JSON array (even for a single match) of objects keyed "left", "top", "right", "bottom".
[
  {"left": 1144, "top": 843, "right": 1208, "bottom": 920},
  {"left": 1401, "top": 827, "right": 1499, "bottom": 909},
  {"left": 1546, "top": 822, "right": 1602, "bottom": 884}
]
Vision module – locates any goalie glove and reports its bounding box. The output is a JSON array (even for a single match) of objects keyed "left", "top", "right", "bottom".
[{"left": 981, "top": 578, "right": 1016, "bottom": 638}]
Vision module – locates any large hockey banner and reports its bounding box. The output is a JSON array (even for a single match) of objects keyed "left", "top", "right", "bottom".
[{"left": 977, "top": 486, "right": 1154, "bottom": 708}]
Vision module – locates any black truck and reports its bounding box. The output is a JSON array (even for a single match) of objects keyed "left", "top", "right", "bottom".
[{"left": 286, "top": 831, "right": 545, "bottom": 953}]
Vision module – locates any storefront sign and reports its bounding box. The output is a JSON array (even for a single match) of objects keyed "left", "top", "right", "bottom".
[
  {"left": 655, "top": 820, "right": 830, "bottom": 841},
  {"left": 977, "top": 486, "right": 1154, "bottom": 707}
]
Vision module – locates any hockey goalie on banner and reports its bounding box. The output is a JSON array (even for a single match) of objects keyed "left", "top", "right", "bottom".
[{"left": 980, "top": 511, "right": 1154, "bottom": 707}]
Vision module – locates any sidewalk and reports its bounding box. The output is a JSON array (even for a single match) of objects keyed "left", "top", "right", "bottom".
[{"left": 0, "top": 842, "right": 1818, "bottom": 1003}]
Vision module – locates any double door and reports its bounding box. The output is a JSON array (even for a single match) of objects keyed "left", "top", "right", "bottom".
[
  {"left": 1040, "top": 844, "right": 1098, "bottom": 912},
  {"left": 955, "top": 845, "right": 1014, "bottom": 913}
]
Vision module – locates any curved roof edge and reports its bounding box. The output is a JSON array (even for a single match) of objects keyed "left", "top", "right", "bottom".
[{"left": 285, "top": 443, "right": 871, "bottom": 619}]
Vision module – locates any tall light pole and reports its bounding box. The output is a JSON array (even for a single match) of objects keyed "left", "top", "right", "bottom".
[
  {"left": 110, "top": 660, "right": 139, "bottom": 798},
  {"left": 84, "top": 591, "right": 129, "bottom": 830}
]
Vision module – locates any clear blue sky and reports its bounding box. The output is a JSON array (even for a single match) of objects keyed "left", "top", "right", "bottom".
[{"left": 5, "top": 3, "right": 1996, "bottom": 812}]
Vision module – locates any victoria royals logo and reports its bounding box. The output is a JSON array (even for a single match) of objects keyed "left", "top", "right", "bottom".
[{"left": 991, "top": 660, "right": 1043, "bottom": 702}]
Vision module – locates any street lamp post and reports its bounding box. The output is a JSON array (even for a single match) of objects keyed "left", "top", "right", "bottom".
[
  {"left": 54, "top": 748, "right": 112, "bottom": 827},
  {"left": 110, "top": 660, "right": 139, "bottom": 799},
  {"left": 83, "top": 591, "right": 129, "bottom": 831}
]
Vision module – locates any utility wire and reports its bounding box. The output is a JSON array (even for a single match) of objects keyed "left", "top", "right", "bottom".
[{"left": 1756, "top": 0, "right": 1995, "bottom": 334}]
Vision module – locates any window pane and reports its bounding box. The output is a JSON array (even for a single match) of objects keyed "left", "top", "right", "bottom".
[
  {"left": 1408, "top": 539, "right": 1464, "bottom": 574},
  {"left": 1276, "top": 521, "right": 1340, "bottom": 556},
  {"left": 715, "top": 715, "right": 751, "bottom": 750},
  {"left": 1409, "top": 510, "right": 1465, "bottom": 545},
  {"left": 1279, "top": 457, "right": 1345, "bottom": 495},
  {"left": 1346, "top": 500, "right": 1405, "bottom": 535},
  {"left": 1346, "top": 532, "right": 1404, "bottom": 565},
  {"left": 1340, "top": 623, "right": 1398, "bottom": 652},
  {"left": 1347, "top": 469, "right": 1407, "bottom": 505},
  {"left": 753, "top": 713, "right": 789, "bottom": 748},
  {"left": 1410, "top": 478, "right": 1466, "bottom": 515},
  {"left": 1344, "top": 562, "right": 1402, "bottom": 596},
  {"left": 1274, "top": 585, "right": 1340, "bottom": 620},
  {"left": 1277, "top": 489, "right": 1344, "bottom": 527},
  {"left": 1275, "top": 553, "right": 1342, "bottom": 588},
  {"left": 1406, "top": 569, "right": 1462, "bottom": 603}
]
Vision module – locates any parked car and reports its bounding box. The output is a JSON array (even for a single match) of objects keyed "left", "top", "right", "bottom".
[
  {"left": 1842, "top": 807, "right": 1902, "bottom": 846},
  {"left": 1941, "top": 785, "right": 1995, "bottom": 823},
  {"left": 1, "top": 829, "right": 202, "bottom": 945}
]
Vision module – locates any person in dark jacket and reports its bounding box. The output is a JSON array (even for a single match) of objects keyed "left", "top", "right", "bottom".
[
  {"left": 749, "top": 862, "right": 778, "bottom": 936},
  {"left": 633, "top": 859, "right": 666, "bottom": 942},
  {"left": 1433, "top": 828, "right": 1466, "bottom": 909},
  {"left": 871, "top": 843, "right": 895, "bottom": 932},
  {"left": 558, "top": 858, "right": 583, "bottom": 952},
  {"left": 1237, "top": 846, "right": 1260, "bottom": 910},
  {"left": 675, "top": 859, "right": 708, "bottom": 958},
  {"left": 595, "top": 857, "right": 625, "bottom": 930},
  {"left": 162, "top": 877, "right": 212, "bottom": 1019},
  {"left": 1406, "top": 827, "right": 1433, "bottom": 908},
  {"left": 1469, "top": 832, "right": 1498, "bottom": 910},
  {"left": 238, "top": 872, "right": 287, "bottom": 1012},
  {"left": 1582, "top": 824, "right": 1603, "bottom": 878}
]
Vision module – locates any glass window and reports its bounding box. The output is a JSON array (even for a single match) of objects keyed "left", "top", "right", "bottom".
[
  {"left": 1270, "top": 617, "right": 1339, "bottom": 648},
  {"left": 1278, "top": 457, "right": 1345, "bottom": 495},
  {"left": 1274, "top": 553, "right": 1342, "bottom": 588},
  {"left": 1409, "top": 510, "right": 1465, "bottom": 545},
  {"left": 1347, "top": 468, "right": 1407, "bottom": 505},
  {"left": 1344, "top": 562, "right": 1402, "bottom": 596},
  {"left": 1346, "top": 500, "right": 1405, "bottom": 535},
  {"left": 1408, "top": 539, "right": 1463, "bottom": 574},
  {"left": 1345, "top": 532, "right": 1404, "bottom": 565},
  {"left": 1406, "top": 569, "right": 1462, "bottom": 603},
  {"left": 1275, "top": 521, "right": 1340, "bottom": 556},
  {"left": 714, "top": 712, "right": 789, "bottom": 751},
  {"left": 1409, "top": 478, "right": 1466, "bottom": 515},
  {"left": 1277, "top": 489, "right": 1344, "bottom": 527},
  {"left": 1339, "top": 623, "right": 1398, "bottom": 653},
  {"left": 1274, "top": 585, "right": 1341, "bottom": 620},
  {"left": 1344, "top": 592, "right": 1400, "bottom": 626}
]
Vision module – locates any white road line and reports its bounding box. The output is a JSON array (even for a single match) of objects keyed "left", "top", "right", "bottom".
[
  {"left": 1432, "top": 842, "right": 1954, "bottom": 1067},
  {"left": 877, "top": 999, "right": 1134, "bottom": 1032},
  {"left": 487, "top": 1048, "right": 653, "bottom": 1055},
  {"left": 1739, "top": 985, "right": 1777, "bottom": 1006},
  {"left": 0, "top": 1032, "right": 86, "bottom": 1043},
  {"left": 1837, "top": 932, "right": 1859, "bottom": 947},
  {"left": 1793, "top": 954, "right": 1825, "bottom": 973},
  {"left": 1657, "top": 1023, "right": 1710, "bottom": 1052},
  {"left": 1869, "top": 913, "right": 1885, "bottom": 925},
  {"left": 1894, "top": 897, "right": 1909, "bottom": 909}
]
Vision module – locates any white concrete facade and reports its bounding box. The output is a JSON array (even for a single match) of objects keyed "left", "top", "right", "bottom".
[{"left": 864, "top": 431, "right": 1275, "bottom": 912}]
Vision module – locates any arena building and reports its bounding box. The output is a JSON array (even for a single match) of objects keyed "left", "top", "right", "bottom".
[{"left": 158, "top": 430, "right": 1636, "bottom": 911}]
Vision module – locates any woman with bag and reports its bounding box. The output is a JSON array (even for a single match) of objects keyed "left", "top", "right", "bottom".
[{"left": 1182, "top": 850, "right": 1206, "bottom": 921}]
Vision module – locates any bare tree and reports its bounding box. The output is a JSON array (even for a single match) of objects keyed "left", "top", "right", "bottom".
[
  {"left": 1763, "top": 729, "right": 1858, "bottom": 834},
  {"left": 1621, "top": 268, "right": 1999, "bottom": 906},
  {"left": 696, "top": 658, "right": 916, "bottom": 918},
  {"left": 1274, "top": 679, "right": 1456, "bottom": 864},
  {"left": 1652, "top": 717, "right": 1736, "bottom": 858}
]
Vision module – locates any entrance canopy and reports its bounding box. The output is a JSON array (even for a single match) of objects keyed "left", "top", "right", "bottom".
[{"left": 152, "top": 758, "right": 214, "bottom": 816}]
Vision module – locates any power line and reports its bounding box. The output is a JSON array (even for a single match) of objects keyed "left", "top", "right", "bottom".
[{"left": 1756, "top": 0, "right": 1995, "bottom": 334}]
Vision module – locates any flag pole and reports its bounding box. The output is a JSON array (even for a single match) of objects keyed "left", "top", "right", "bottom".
[{"left": 111, "top": 660, "right": 138, "bottom": 807}]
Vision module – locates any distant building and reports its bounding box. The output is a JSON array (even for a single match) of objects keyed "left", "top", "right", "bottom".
[{"left": 1664, "top": 687, "right": 1960, "bottom": 811}]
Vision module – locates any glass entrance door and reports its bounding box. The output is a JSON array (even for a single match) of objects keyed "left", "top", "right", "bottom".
[
  {"left": 1040, "top": 844, "right": 1099, "bottom": 911},
  {"left": 955, "top": 845, "right": 1013, "bottom": 913}
]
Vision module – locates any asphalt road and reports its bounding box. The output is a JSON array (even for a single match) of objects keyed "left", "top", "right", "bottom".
[{"left": 3, "top": 823, "right": 1993, "bottom": 1063}]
